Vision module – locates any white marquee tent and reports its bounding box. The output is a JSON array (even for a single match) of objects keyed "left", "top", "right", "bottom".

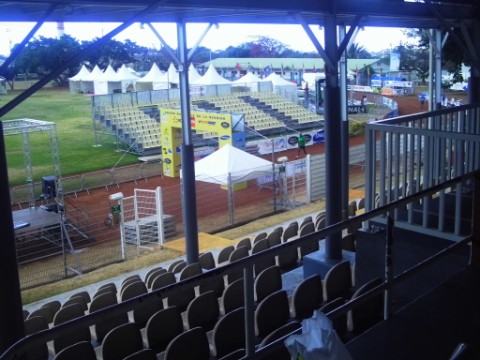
[
  {"left": 78, "top": 65, "right": 103, "bottom": 94},
  {"left": 136, "top": 63, "right": 169, "bottom": 91},
  {"left": 261, "top": 72, "right": 298, "bottom": 102},
  {"left": 189, "top": 63, "right": 201, "bottom": 84},
  {"left": 194, "top": 143, "right": 273, "bottom": 185},
  {"left": 68, "top": 65, "right": 91, "bottom": 93},
  {"left": 232, "top": 72, "right": 266, "bottom": 92},
  {"left": 116, "top": 64, "right": 139, "bottom": 92},
  {"left": 93, "top": 65, "right": 119, "bottom": 95},
  {"left": 194, "top": 143, "right": 275, "bottom": 223},
  {"left": 166, "top": 62, "right": 180, "bottom": 85},
  {"left": 192, "top": 63, "right": 232, "bottom": 86}
]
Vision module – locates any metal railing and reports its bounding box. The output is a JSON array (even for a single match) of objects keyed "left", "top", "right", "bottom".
[
  {"left": 1, "top": 170, "right": 477, "bottom": 360},
  {"left": 365, "top": 103, "right": 480, "bottom": 236}
]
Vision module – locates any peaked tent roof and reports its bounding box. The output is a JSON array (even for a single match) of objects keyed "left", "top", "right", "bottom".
[
  {"left": 232, "top": 72, "right": 262, "bottom": 85},
  {"left": 69, "top": 65, "right": 91, "bottom": 81},
  {"left": 138, "top": 63, "right": 165, "bottom": 82},
  {"left": 116, "top": 64, "right": 139, "bottom": 81},
  {"left": 166, "top": 62, "right": 179, "bottom": 84},
  {"left": 194, "top": 144, "right": 273, "bottom": 185},
  {"left": 261, "top": 72, "right": 295, "bottom": 86},
  {"left": 94, "top": 65, "right": 117, "bottom": 81},
  {"left": 191, "top": 63, "right": 232, "bottom": 86},
  {"left": 82, "top": 65, "right": 104, "bottom": 81},
  {"left": 189, "top": 63, "right": 201, "bottom": 83}
]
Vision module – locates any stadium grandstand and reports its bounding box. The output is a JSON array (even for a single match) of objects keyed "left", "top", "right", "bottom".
[{"left": 92, "top": 90, "right": 324, "bottom": 156}]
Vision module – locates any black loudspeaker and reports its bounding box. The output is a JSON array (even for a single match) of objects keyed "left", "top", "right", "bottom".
[{"left": 41, "top": 176, "right": 56, "bottom": 199}]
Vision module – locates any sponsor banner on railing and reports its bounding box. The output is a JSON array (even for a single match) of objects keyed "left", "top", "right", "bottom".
[
  {"left": 347, "top": 85, "right": 375, "bottom": 93},
  {"left": 256, "top": 136, "right": 288, "bottom": 155}
]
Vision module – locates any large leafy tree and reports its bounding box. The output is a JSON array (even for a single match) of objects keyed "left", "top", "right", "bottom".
[
  {"left": 347, "top": 43, "right": 372, "bottom": 59},
  {"left": 81, "top": 38, "right": 137, "bottom": 70},
  {"left": 14, "top": 35, "right": 82, "bottom": 86}
]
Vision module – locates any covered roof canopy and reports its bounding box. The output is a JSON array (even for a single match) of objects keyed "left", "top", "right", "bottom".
[{"left": 0, "top": 1, "right": 476, "bottom": 29}]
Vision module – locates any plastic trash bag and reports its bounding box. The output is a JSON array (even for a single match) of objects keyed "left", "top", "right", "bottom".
[{"left": 285, "top": 310, "right": 352, "bottom": 360}]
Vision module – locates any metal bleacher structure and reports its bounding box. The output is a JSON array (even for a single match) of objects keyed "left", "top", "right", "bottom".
[{"left": 93, "top": 92, "right": 323, "bottom": 155}]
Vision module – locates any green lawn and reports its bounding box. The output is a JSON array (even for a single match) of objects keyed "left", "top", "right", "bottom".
[{"left": 1, "top": 88, "right": 138, "bottom": 186}]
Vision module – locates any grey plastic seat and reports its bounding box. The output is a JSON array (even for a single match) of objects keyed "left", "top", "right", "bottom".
[
  {"left": 164, "top": 327, "right": 210, "bottom": 360},
  {"left": 97, "top": 322, "right": 144, "bottom": 360},
  {"left": 184, "top": 290, "right": 219, "bottom": 330},
  {"left": 290, "top": 274, "right": 324, "bottom": 320},
  {"left": 88, "top": 291, "right": 128, "bottom": 343},
  {"left": 53, "top": 341, "right": 96, "bottom": 360},
  {"left": 52, "top": 303, "right": 90, "bottom": 355},
  {"left": 144, "top": 306, "right": 184, "bottom": 354},
  {"left": 257, "top": 321, "right": 301, "bottom": 360},
  {"left": 254, "top": 265, "right": 282, "bottom": 303},
  {"left": 324, "top": 260, "right": 354, "bottom": 302},
  {"left": 255, "top": 290, "right": 291, "bottom": 339},
  {"left": 209, "top": 307, "right": 246, "bottom": 358},
  {"left": 198, "top": 251, "right": 216, "bottom": 270},
  {"left": 24, "top": 316, "right": 49, "bottom": 360}
]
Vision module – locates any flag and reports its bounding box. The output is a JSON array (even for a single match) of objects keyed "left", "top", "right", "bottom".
[
  {"left": 281, "top": 63, "right": 284, "bottom": 76},
  {"left": 355, "top": 66, "right": 359, "bottom": 77},
  {"left": 235, "top": 62, "right": 243, "bottom": 71},
  {"left": 313, "top": 64, "right": 316, "bottom": 72}
]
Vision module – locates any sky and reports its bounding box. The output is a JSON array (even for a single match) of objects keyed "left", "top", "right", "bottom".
[{"left": 0, "top": 22, "right": 415, "bottom": 58}]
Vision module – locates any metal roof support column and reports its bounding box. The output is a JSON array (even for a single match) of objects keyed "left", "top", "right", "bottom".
[
  {"left": 469, "top": 20, "right": 480, "bottom": 105},
  {"left": 324, "top": 15, "right": 343, "bottom": 260},
  {"left": 434, "top": 30, "right": 443, "bottom": 110},
  {"left": 338, "top": 25, "right": 349, "bottom": 221},
  {"left": 177, "top": 20, "right": 199, "bottom": 264},
  {"left": 0, "top": 122, "right": 24, "bottom": 353}
]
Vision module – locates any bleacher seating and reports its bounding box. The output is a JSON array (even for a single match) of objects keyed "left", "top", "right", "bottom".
[{"left": 20, "top": 212, "right": 362, "bottom": 360}]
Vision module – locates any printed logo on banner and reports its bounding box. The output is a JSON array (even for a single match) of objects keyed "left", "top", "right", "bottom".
[
  {"left": 220, "top": 135, "right": 231, "bottom": 140},
  {"left": 288, "top": 136, "right": 298, "bottom": 146},
  {"left": 221, "top": 122, "right": 230, "bottom": 128},
  {"left": 313, "top": 130, "right": 325, "bottom": 143}
]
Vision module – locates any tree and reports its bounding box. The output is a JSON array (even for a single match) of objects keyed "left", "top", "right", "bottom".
[
  {"left": 80, "top": 38, "right": 137, "bottom": 70},
  {"left": 14, "top": 35, "right": 82, "bottom": 86},
  {"left": 347, "top": 43, "right": 372, "bottom": 59}
]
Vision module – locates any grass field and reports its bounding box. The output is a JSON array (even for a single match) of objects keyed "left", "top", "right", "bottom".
[{"left": 1, "top": 87, "right": 139, "bottom": 186}]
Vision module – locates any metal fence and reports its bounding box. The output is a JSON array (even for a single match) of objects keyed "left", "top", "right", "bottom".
[
  {"left": 12, "top": 156, "right": 310, "bottom": 289},
  {"left": 365, "top": 103, "right": 480, "bottom": 236}
]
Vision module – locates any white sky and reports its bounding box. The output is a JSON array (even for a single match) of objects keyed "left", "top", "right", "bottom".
[{"left": 0, "top": 22, "right": 414, "bottom": 58}]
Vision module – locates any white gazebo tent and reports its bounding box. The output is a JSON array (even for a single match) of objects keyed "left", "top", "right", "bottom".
[
  {"left": 166, "top": 62, "right": 180, "bottom": 85},
  {"left": 0, "top": 76, "right": 6, "bottom": 95},
  {"left": 262, "top": 72, "right": 298, "bottom": 102},
  {"left": 189, "top": 63, "right": 201, "bottom": 84},
  {"left": 232, "top": 72, "right": 267, "bottom": 92},
  {"left": 93, "top": 65, "right": 120, "bottom": 95},
  {"left": 136, "top": 63, "right": 169, "bottom": 91},
  {"left": 68, "top": 65, "right": 91, "bottom": 93},
  {"left": 192, "top": 63, "right": 233, "bottom": 86},
  {"left": 116, "top": 64, "right": 139, "bottom": 92},
  {"left": 194, "top": 143, "right": 274, "bottom": 224},
  {"left": 78, "top": 65, "right": 103, "bottom": 94}
]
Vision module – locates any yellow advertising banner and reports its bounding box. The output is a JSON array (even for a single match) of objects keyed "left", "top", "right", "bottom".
[{"left": 160, "top": 109, "right": 233, "bottom": 177}]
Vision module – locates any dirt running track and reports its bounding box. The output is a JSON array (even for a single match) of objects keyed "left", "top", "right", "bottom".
[{"left": 63, "top": 93, "right": 467, "bottom": 242}]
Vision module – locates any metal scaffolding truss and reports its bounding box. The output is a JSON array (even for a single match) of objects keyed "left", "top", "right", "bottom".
[{"left": 3, "top": 118, "right": 64, "bottom": 209}]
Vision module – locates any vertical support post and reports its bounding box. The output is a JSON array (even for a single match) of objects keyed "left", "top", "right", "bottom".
[
  {"left": 434, "top": 30, "right": 443, "bottom": 110},
  {"left": 384, "top": 214, "right": 394, "bottom": 320},
  {"left": 119, "top": 197, "right": 126, "bottom": 260},
  {"left": 324, "top": 14, "right": 343, "bottom": 260},
  {"left": 469, "top": 21, "right": 480, "bottom": 105},
  {"left": 243, "top": 266, "right": 256, "bottom": 358},
  {"left": 228, "top": 173, "right": 234, "bottom": 225},
  {"left": 471, "top": 172, "right": 480, "bottom": 265},
  {"left": 339, "top": 25, "right": 350, "bottom": 221},
  {"left": 0, "top": 122, "right": 25, "bottom": 354},
  {"left": 177, "top": 20, "right": 199, "bottom": 264}
]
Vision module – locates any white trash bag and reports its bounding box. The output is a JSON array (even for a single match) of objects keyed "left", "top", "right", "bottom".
[{"left": 285, "top": 310, "right": 352, "bottom": 360}]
